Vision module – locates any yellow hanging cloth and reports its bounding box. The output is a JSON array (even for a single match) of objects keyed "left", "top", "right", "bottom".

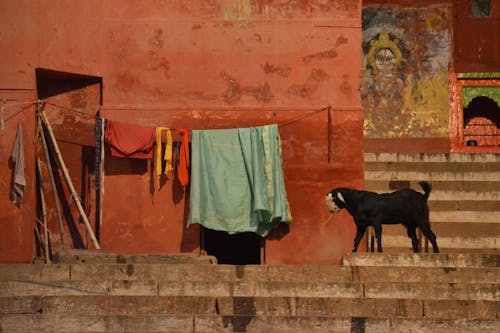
[{"left": 155, "top": 127, "right": 173, "bottom": 188}]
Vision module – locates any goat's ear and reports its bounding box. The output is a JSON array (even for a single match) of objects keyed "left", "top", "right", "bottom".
[{"left": 336, "top": 192, "right": 346, "bottom": 204}]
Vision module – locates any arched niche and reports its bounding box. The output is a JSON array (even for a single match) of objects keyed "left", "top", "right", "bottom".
[{"left": 449, "top": 70, "right": 500, "bottom": 152}]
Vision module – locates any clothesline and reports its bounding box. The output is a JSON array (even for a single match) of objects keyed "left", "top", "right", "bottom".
[{"left": 1, "top": 98, "right": 331, "bottom": 128}]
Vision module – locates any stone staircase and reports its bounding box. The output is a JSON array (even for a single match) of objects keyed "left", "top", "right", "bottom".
[
  {"left": 364, "top": 153, "right": 500, "bottom": 253},
  {"left": 0, "top": 251, "right": 498, "bottom": 332}
]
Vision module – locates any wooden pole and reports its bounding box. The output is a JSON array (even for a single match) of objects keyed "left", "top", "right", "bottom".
[
  {"left": 38, "top": 108, "right": 101, "bottom": 249},
  {"left": 38, "top": 117, "right": 66, "bottom": 249},
  {"left": 36, "top": 158, "right": 51, "bottom": 264}
]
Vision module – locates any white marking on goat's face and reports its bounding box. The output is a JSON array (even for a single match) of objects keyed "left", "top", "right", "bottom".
[
  {"left": 325, "top": 193, "right": 342, "bottom": 213},
  {"left": 337, "top": 192, "right": 345, "bottom": 204}
]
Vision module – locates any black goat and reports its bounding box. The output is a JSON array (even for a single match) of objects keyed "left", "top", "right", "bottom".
[{"left": 325, "top": 181, "right": 439, "bottom": 253}]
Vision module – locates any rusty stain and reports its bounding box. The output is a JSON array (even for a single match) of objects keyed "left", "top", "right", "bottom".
[
  {"left": 115, "top": 72, "right": 141, "bottom": 94},
  {"left": 254, "top": 0, "right": 337, "bottom": 18},
  {"left": 192, "top": 24, "right": 202, "bottom": 30},
  {"left": 340, "top": 77, "right": 352, "bottom": 97},
  {"left": 311, "top": 68, "right": 329, "bottom": 82},
  {"left": 303, "top": 48, "right": 337, "bottom": 64},
  {"left": 335, "top": 34, "right": 348, "bottom": 47},
  {"left": 148, "top": 51, "right": 170, "bottom": 78},
  {"left": 288, "top": 68, "right": 329, "bottom": 98},
  {"left": 288, "top": 84, "right": 313, "bottom": 97},
  {"left": 246, "top": 82, "right": 272, "bottom": 103},
  {"left": 221, "top": 72, "right": 273, "bottom": 104},
  {"left": 303, "top": 35, "right": 348, "bottom": 64},
  {"left": 261, "top": 62, "right": 292, "bottom": 77},
  {"left": 150, "top": 28, "right": 164, "bottom": 48},
  {"left": 222, "top": 72, "right": 240, "bottom": 104},
  {"left": 69, "top": 90, "right": 88, "bottom": 109}
]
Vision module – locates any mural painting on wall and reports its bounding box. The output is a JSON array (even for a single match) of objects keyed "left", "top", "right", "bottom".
[{"left": 361, "top": 6, "right": 452, "bottom": 138}]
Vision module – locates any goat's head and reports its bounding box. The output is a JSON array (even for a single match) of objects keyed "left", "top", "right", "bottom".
[{"left": 325, "top": 190, "right": 347, "bottom": 214}]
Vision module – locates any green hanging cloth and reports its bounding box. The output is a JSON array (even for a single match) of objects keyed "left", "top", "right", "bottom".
[{"left": 188, "top": 124, "right": 292, "bottom": 237}]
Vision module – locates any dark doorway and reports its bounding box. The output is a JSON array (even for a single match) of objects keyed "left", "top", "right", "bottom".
[{"left": 202, "top": 227, "right": 262, "bottom": 265}]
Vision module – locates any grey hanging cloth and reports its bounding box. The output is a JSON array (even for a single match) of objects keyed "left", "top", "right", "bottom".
[{"left": 10, "top": 121, "right": 26, "bottom": 204}]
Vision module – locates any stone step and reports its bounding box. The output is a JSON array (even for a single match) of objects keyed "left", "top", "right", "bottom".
[
  {"left": 1, "top": 280, "right": 497, "bottom": 300},
  {"left": 0, "top": 313, "right": 497, "bottom": 333},
  {"left": 364, "top": 170, "right": 500, "bottom": 181},
  {"left": 53, "top": 249, "right": 217, "bottom": 265},
  {"left": 342, "top": 253, "right": 500, "bottom": 268},
  {"left": 365, "top": 180, "right": 500, "bottom": 194},
  {"left": 366, "top": 223, "right": 499, "bottom": 251},
  {"left": 364, "top": 161, "right": 500, "bottom": 173},
  {"left": 429, "top": 210, "right": 500, "bottom": 223},
  {"left": 378, "top": 234, "right": 498, "bottom": 251},
  {"left": 1, "top": 263, "right": 498, "bottom": 284},
  {"left": 1, "top": 296, "right": 498, "bottom": 320},
  {"left": 364, "top": 153, "right": 500, "bottom": 163},
  {"left": 69, "top": 264, "right": 499, "bottom": 284}
]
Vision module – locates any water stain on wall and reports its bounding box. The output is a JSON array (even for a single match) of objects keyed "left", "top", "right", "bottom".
[
  {"left": 222, "top": 72, "right": 273, "bottom": 104},
  {"left": 303, "top": 35, "right": 348, "bottom": 64},
  {"left": 261, "top": 62, "right": 292, "bottom": 77}
]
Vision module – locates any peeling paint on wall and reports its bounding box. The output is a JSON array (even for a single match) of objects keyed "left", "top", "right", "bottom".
[
  {"left": 223, "top": 0, "right": 252, "bottom": 22},
  {"left": 221, "top": 71, "right": 273, "bottom": 103},
  {"left": 361, "top": 5, "right": 452, "bottom": 138}
]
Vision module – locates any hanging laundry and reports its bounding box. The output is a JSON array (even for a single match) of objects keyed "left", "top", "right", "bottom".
[
  {"left": 104, "top": 120, "right": 155, "bottom": 159},
  {"left": 177, "top": 129, "right": 190, "bottom": 186},
  {"left": 10, "top": 121, "right": 26, "bottom": 204},
  {"left": 188, "top": 124, "right": 292, "bottom": 237},
  {"left": 155, "top": 127, "right": 173, "bottom": 188},
  {"left": 94, "top": 116, "right": 106, "bottom": 191}
]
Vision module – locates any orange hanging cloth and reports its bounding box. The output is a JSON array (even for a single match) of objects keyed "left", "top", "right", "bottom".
[
  {"left": 105, "top": 120, "right": 155, "bottom": 159},
  {"left": 177, "top": 129, "right": 190, "bottom": 186}
]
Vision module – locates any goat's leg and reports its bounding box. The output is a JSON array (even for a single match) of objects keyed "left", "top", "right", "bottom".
[
  {"left": 407, "top": 227, "right": 420, "bottom": 253},
  {"left": 352, "top": 225, "right": 367, "bottom": 252},
  {"left": 373, "top": 225, "right": 382, "bottom": 252},
  {"left": 420, "top": 223, "right": 439, "bottom": 253}
]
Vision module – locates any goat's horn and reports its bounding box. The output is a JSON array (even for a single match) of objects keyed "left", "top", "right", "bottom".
[{"left": 337, "top": 192, "right": 345, "bottom": 203}]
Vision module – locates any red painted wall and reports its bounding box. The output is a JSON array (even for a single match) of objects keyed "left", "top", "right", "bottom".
[
  {"left": 453, "top": 0, "right": 500, "bottom": 73},
  {"left": 0, "top": 1, "right": 363, "bottom": 264}
]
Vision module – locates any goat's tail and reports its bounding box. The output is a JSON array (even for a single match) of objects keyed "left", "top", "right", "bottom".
[{"left": 419, "top": 181, "right": 432, "bottom": 199}]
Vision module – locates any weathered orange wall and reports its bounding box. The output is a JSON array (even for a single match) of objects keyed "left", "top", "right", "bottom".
[
  {"left": 453, "top": 0, "right": 500, "bottom": 73},
  {"left": 0, "top": 1, "right": 363, "bottom": 264}
]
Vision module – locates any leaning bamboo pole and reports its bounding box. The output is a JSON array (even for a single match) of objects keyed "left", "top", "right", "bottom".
[
  {"left": 38, "top": 107, "right": 101, "bottom": 249},
  {"left": 36, "top": 158, "right": 51, "bottom": 263},
  {"left": 38, "top": 117, "right": 66, "bottom": 249}
]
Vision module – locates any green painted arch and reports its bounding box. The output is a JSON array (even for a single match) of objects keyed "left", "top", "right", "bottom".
[{"left": 462, "top": 86, "right": 500, "bottom": 108}]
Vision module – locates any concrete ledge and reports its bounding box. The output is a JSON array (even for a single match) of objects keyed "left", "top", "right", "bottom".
[
  {"left": 197, "top": 315, "right": 499, "bottom": 333},
  {"left": 0, "top": 264, "right": 70, "bottom": 281},
  {"left": 0, "top": 280, "right": 159, "bottom": 297},
  {"left": 41, "top": 295, "right": 216, "bottom": 315},
  {"left": 70, "top": 264, "right": 352, "bottom": 283},
  {"left": 54, "top": 249, "right": 217, "bottom": 265},
  {"left": 1, "top": 314, "right": 498, "bottom": 332},
  {"left": 342, "top": 253, "right": 500, "bottom": 268},
  {"left": 365, "top": 282, "right": 498, "bottom": 301},
  {"left": 350, "top": 266, "right": 500, "bottom": 284},
  {"left": 71, "top": 264, "right": 499, "bottom": 284},
  {"left": 3, "top": 296, "right": 496, "bottom": 320},
  {"left": 0, "top": 296, "right": 41, "bottom": 314},
  {"left": 364, "top": 153, "right": 500, "bottom": 163},
  {"left": 1, "top": 264, "right": 498, "bottom": 285},
  {"left": 159, "top": 281, "right": 363, "bottom": 298},
  {"left": 0, "top": 314, "right": 194, "bottom": 332}
]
